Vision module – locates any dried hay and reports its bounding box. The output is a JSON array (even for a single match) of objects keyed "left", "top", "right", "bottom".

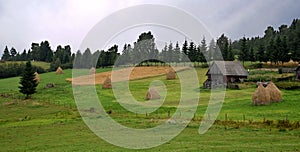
[
  {"left": 266, "top": 82, "right": 282, "bottom": 102},
  {"left": 90, "top": 67, "right": 96, "bottom": 75},
  {"left": 34, "top": 72, "right": 40, "bottom": 83},
  {"left": 252, "top": 83, "right": 270, "bottom": 106},
  {"left": 56, "top": 67, "right": 63, "bottom": 74},
  {"left": 146, "top": 87, "right": 160, "bottom": 100},
  {"left": 166, "top": 69, "right": 176, "bottom": 80},
  {"left": 102, "top": 76, "right": 112, "bottom": 89}
]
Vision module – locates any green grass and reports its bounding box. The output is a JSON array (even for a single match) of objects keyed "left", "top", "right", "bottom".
[{"left": 1, "top": 67, "right": 300, "bottom": 151}]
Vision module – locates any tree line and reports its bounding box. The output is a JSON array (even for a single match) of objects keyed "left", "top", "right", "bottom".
[
  {"left": 2, "top": 18, "right": 300, "bottom": 71},
  {"left": 232, "top": 18, "right": 300, "bottom": 65}
]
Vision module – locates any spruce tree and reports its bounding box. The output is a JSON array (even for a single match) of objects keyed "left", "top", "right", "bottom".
[{"left": 19, "top": 61, "right": 38, "bottom": 99}]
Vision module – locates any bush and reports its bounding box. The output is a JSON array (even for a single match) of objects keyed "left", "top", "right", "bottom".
[
  {"left": 0, "top": 63, "right": 46, "bottom": 79},
  {"left": 275, "top": 82, "right": 300, "bottom": 90},
  {"left": 248, "top": 63, "right": 263, "bottom": 69},
  {"left": 201, "top": 63, "right": 209, "bottom": 68}
]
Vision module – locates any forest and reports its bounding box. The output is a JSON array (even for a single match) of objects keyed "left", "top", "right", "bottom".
[{"left": 1, "top": 18, "right": 300, "bottom": 78}]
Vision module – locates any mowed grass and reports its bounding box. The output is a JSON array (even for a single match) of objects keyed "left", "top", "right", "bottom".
[{"left": 0, "top": 67, "right": 300, "bottom": 151}]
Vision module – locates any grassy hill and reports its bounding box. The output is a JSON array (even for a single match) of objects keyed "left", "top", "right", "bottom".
[{"left": 0, "top": 67, "right": 300, "bottom": 151}]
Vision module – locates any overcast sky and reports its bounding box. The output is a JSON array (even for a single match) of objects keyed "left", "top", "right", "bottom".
[{"left": 0, "top": 0, "right": 300, "bottom": 56}]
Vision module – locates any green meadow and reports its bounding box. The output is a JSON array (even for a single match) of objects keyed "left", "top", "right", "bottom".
[{"left": 0, "top": 67, "right": 300, "bottom": 151}]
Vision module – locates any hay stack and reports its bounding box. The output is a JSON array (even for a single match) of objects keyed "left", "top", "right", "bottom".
[
  {"left": 102, "top": 76, "right": 112, "bottom": 89},
  {"left": 252, "top": 83, "right": 270, "bottom": 106},
  {"left": 146, "top": 87, "right": 160, "bottom": 100},
  {"left": 34, "top": 72, "right": 40, "bottom": 83},
  {"left": 166, "top": 69, "right": 176, "bottom": 80},
  {"left": 56, "top": 67, "right": 63, "bottom": 74},
  {"left": 266, "top": 82, "right": 282, "bottom": 102},
  {"left": 90, "top": 67, "right": 96, "bottom": 75}
]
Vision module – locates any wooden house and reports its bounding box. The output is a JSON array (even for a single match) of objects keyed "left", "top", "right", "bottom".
[{"left": 204, "top": 61, "right": 248, "bottom": 88}]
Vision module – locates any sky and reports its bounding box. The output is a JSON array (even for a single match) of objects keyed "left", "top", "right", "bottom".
[{"left": 0, "top": 0, "right": 300, "bottom": 56}]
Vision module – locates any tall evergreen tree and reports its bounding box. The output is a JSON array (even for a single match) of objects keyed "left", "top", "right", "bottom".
[
  {"left": 19, "top": 61, "right": 38, "bottom": 99},
  {"left": 249, "top": 47, "right": 255, "bottom": 63},
  {"left": 1, "top": 46, "right": 10, "bottom": 61},
  {"left": 10, "top": 47, "right": 17, "bottom": 60},
  {"left": 181, "top": 39, "right": 189, "bottom": 62},
  {"left": 217, "top": 34, "right": 229, "bottom": 60},
  {"left": 257, "top": 43, "right": 266, "bottom": 62},
  {"left": 188, "top": 41, "right": 197, "bottom": 62},
  {"left": 239, "top": 37, "right": 248, "bottom": 66},
  {"left": 227, "top": 42, "right": 235, "bottom": 61},
  {"left": 173, "top": 42, "right": 181, "bottom": 63}
]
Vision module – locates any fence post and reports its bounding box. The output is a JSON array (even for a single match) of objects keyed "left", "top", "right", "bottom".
[
  {"left": 168, "top": 111, "right": 170, "bottom": 118},
  {"left": 243, "top": 114, "right": 245, "bottom": 122},
  {"left": 286, "top": 114, "right": 288, "bottom": 121},
  {"left": 225, "top": 113, "right": 228, "bottom": 122}
]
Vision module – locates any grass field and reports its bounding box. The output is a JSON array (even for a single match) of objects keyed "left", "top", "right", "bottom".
[{"left": 0, "top": 67, "right": 300, "bottom": 151}]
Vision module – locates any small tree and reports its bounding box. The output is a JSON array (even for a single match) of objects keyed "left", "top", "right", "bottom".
[{"left": 19, "top": 61, "right": 38, "bottom": 99}]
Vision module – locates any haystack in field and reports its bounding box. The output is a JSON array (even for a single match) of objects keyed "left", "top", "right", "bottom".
[
  {"left": 56, "top": 67, "right": 63, "bottom": 74},
  {"left": 252, "top": 83, "right": 270, "bottom": 106},
  {"left": 166, "top": 69, "right": 176, "bottom": 80},
  {"left": 266, "top": 82, "right": 282, "bottom": 102},
  {"left": 90, "top": 67, "right": 96, "bottom": 75},
  {"left": 34, "top": 72, "right": 40, "bottom": 83},
  {"left": 102, "top": 76, "right": 112, "bottom": 89},
  {"left": 146, "top": 87, "right": 160, "bottom": 100}
]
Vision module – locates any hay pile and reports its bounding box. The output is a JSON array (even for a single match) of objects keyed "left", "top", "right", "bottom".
[
  {"left": 90, "top": 67, "right": 96, "bottom": 75},
  {"left": 265, "top": 82, "right": 282, "bottom": 102},
  {"left": 166, "top": 69, "right": 176, "bottom": 80},
  {"left": 34, "top": 72, "right": 40, "bottom": 83},
  {"left": 146, "top": 87, "right": 160, "bottom": 100},
  {"left": 56, "top": 67, "right": 63, "bottom": 74},
  {"left": 252, "top": 83, "right": 270, "bottom": 106},
  {"left": 102, "top": 77, "right": 112, "bottom": 89}
]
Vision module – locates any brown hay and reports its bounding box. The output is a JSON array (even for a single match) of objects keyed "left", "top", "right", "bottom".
[
  {"left": 34, "top": 72, "right": 40, "bottom": 83},
  {"left": 166, "top": 69, "right": 176, "bottom": 80},
  {"left": 102, "top": 77, "right": 112, "bottom": 89},
  {"left": 266, "top": 82, "right": 282, "bottom": 102},
  {"left": 67, "top": 66, "right": 190, "bottom": 86},
  {"left": 252, "top": 83, "right": 270, "bottom": 106},
  {"left": 56, "top": 67, "right": 63, "bottom": 74},
  {"left": 90, "top": 67, "right": 96, "bottom": 75},
  {"left": 146, "top": 87, "right": 160, "bottom": 100}
]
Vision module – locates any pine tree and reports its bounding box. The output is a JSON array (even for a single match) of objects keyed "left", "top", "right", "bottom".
[
  {"left": 181, "top": 39, "right": 189, "bottom": 62},
  {"left": 174, "top": 42, "right": 181, "bottom": 63},
  {"left": 227, "top": 42, "right": 235, "bottom": 61},
  {"left": 19, "top": 61, "right": 38, "bottom": 99},
  {"left": 1, "top": 46, "right": 10, "bottom": 61},
  {"left": 239, "top": 37, "right": 248, "bottom": 66},
  {"left": 257, "top": 43, "right": 265, "bottom": 62}
]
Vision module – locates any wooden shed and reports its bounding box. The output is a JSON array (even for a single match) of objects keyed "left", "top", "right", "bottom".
[{"left": 204, "top": 61, "right": 248, "bottom": 88}]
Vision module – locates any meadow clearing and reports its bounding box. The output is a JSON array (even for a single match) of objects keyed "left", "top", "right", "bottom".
[{"left": 0, "top": 65, "right": 300, "bottom": 151}]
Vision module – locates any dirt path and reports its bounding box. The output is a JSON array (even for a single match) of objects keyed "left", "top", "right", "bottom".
[{"left": 66, "top": 66, "right": 191, "bottom": 86}]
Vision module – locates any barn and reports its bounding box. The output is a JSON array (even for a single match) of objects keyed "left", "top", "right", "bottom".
[{"left": 203, "top": 61, "right": 248, "bottom": 88}]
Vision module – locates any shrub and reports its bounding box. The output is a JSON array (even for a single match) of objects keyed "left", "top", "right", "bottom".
[{"left": 275, "top": 82, "right": 300, "bottom": 90}]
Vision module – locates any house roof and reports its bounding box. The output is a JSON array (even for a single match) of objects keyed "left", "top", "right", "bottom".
[{"left": 206, "top": 61, "right": 248, "bottom": 76}]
